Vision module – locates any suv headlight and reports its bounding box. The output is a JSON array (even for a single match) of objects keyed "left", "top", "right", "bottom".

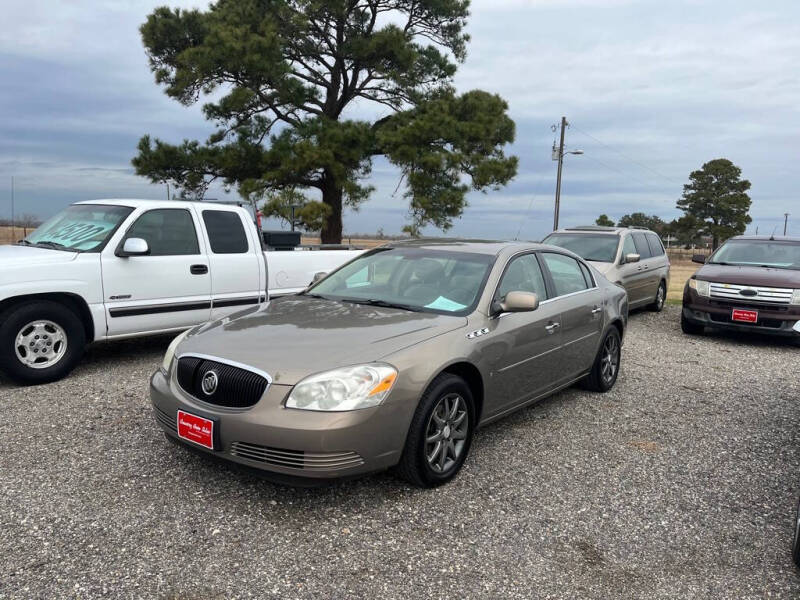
[
  {"left": 286, "top": 363, "right": 398, "bottom": 411},
  {"left": 688, "top": 279, "right": 710, "bottom": 297},
  {"left": 792, "top": 290, "right": 800, "bottom": 305},
  {"left": 161, "top": 329, "right": 191, "bottom": 374}
]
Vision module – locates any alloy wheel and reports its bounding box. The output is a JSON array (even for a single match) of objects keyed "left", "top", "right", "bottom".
[
  {"left": 600, "top": 334, "right": 620, "bottom": 385},
  {"left": 14, "top": 320, "right": 68, "bottom": 369},
  {"left": 656, "top": 285, "right": 665, "bottom": 309},
  {"left": 425, "top": 393, "right": 469, "bottom": 474}
]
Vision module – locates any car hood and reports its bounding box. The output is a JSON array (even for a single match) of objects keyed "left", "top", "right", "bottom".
[
  {"left": 587, "top": 261, "right": 615, "bottom": 275},
  {"left": 0, "top": 244, "right": 79, "bottom": 267},
  {"left": 695, "top": 264, "right": 800, "bottom": 288},
  {"left": 177, "top": 295, "right": 468, "bottom": 385}
]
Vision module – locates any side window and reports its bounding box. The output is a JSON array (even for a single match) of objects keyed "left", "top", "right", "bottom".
[
  {"left": 541, "top": 253, "right": 589, "bottom": 297},
  {"left": 632, "top": 232, "right": 653, "bottom": 259},
  {"left": 202, "top": 210, "right": 248, "bottom": 254},
  {"left": 579, "top": 262, "right": 595, "bottom": 287},
  {"left": 124, "top": 209, "right": 199, "bottom": 256},
  {"left": 496, "top": 254, "right": 548, "bottom": 300},
  {"left": 646, "top": 233, "right": 665, "bottom": 256},
  {"left": 621, "top": 235, "right": 637, "bottom": 261}
]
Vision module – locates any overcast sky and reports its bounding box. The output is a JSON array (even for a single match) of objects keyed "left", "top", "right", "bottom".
[{"left": 0, "top": 0, "right": 797, "bottom": 240}]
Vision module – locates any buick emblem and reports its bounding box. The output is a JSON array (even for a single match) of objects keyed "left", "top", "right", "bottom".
[
  {"left": 740, "top": 288, "right": 758, "bottom": 297},
  {"left": 201, "top": 370, "right": 219, "bottom": 395}
]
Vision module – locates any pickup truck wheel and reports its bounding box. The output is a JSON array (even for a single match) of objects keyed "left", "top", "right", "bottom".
[{"left": 0, "top": 301, "right": 86, "bottom": 385}]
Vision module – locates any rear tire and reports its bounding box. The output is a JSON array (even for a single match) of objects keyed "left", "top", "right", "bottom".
[
  {"left": 395, "top": 373, "right": 475, "bottom": 488},
  {"left": 648, "top": 281, "right": 666, "bottom": 312},
  {"left": 0, "top": 301, "right": 86, "bottom": 385},
  {"left": 582, "top": 327, "right": 621, "bottom": 392},
  {"left": 680, "top": 311, "right": 704, "bottom": 335}
]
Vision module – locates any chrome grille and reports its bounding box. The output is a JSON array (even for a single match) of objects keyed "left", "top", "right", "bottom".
[
  {"left": 153, "top": 406, "right": 177, "bottom": 433},
  {"left": 230, "top": 442, "right": 364, "bottom": 471},
  {"left": 709, "top": 282, "right": 793, "bottom": 305},
  {"left": 177, "top": 356, "right": 269, "bottom": 408}
]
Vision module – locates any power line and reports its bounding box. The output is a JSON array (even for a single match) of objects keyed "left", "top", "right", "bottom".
[
  {"left": 570, "top": 123, "right": 683, "bottom": 186},
  {"left": 514, "top": 168, "right": 551, "bottom": 240}
]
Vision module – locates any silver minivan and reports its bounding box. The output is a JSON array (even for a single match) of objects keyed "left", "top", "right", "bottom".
[{"left": 543, "top": 226, "right": 670, "bottom": 311}]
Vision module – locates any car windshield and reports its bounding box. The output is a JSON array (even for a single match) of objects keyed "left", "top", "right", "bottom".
[
  {"left": 709, "top": 239, "right": 800, "bottom": 270},
  {"left": 542, "top": 233, "right": 620, "bottom": 262},
  {"left": 306, "top": 247, "right": 495, "bottom": 314},
  {"left": 20, "top": 204, "right": 133, "bottom": 252}
]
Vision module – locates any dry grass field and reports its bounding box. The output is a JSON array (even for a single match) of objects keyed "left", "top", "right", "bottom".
[
  {"left": 0, "top": 225, "right": 23, "bottom": 244},
  {"left": 667, "top": 261, "right": 699, "bottom": 303}
]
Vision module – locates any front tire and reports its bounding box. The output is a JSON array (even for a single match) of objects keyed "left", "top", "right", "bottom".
[
  {"left": 396, "top": 373, "right": 475, "bottom": 488},
  {"left": 649, "top": 281, "right": 666, "bottom": 312},
  {"left": 681, "top": 310, "right": 704, "bottom": 335},
  {"left": 582, "top": 327, "right": 621, "bottom": 392},
  {"left": 0, "top": 301, "right": 86, "bottom": 385}
]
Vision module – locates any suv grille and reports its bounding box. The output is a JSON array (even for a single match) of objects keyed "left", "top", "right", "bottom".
[
  {"left": 709, "top": 282, "right": 793, "bottom": 305},
  {"left": 177, "top": 356, "right": 269, "bottom": 408}
]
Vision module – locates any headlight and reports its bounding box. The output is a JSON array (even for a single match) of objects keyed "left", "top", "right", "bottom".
[
  {"left": 285, "top": 363, "right": 398, "bottom": 411},
  {"left": 161, "top": 329, "right": 191, "bottom": 374},
  {"left": 688, "top": 279, "right": 710, "bottom": 297},
  {"left": 792, "top": 289, "right": 800, "bottom": 305}
]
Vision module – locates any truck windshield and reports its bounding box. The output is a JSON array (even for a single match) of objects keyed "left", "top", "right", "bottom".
[
  {"left": 542, "top": 233, "right": 620, "bottom": 263},
  {"left": 21, "top": 204, "right": 134, "bottom": 252},
  {"left": 306, "top": 247, "right": 494, "bottom": 315},
  {"left": 709, "top": 239, "right": 800, "bottom": 270}
]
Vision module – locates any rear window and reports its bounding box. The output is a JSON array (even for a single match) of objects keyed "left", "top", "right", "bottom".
[
  {"left": 632, "top": 233, "right": 653, "bottom": 259},
  {"left": 202, "top": 210, "right": 248, "bottom": 254}
]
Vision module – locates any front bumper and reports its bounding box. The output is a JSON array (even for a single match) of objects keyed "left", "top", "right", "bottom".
[
  {"left": 682, "top": 288, "right": 800, "bottom": 337},
  {"left": 150, "top": 369, "right": 408, "bottom": 481}
]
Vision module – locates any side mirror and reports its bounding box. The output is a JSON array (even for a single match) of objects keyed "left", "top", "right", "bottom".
[
  {"left": 117, "top": 237, "right": 150, "bottom": 257},
  {"left": 691, "top": 254, "right": 706, "bottom": 264},
  {"left": 493, "top": 291, "right": 539, "bottom": 315},
  {"left": 311, "top": 271, "right": 327, "bottom": 285},
  {"left": 623, "top": 253, "right": 640, "bottom": 264}
]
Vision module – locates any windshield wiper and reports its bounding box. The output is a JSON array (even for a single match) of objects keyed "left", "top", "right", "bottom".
[
  {"left": 301, "top": 292, "right": 330, "bottom": 299},
  {"left": 30, "top": 240, "right": 79, "bottom": 252},
  {"left": 342, "top": 298, "right": 423, "bottom": 312},
  {"left": 15, "top": 239, "right": 33, "bottom": 246}
]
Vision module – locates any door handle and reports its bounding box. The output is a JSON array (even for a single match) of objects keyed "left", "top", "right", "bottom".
[
  {"left": 545, "top": 322, "right": 560, "bottom": 333},
  {"left": 591, "top": 306, "right": 602, "bottom": 314},
  {"left": 190, "top": 264, "right": 209, "bottom": 275}
]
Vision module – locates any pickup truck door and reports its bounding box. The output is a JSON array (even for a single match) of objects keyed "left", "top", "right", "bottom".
[
  {"left": 198, "top": 208, "right": 265, "bottom": 320},
  {"left": 101, "top": 207, "right": 212, "bottom": 336}
]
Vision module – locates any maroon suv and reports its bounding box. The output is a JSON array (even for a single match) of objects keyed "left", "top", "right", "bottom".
[{"left": 682, "top": 236, "right": 800, "bottom": 341}]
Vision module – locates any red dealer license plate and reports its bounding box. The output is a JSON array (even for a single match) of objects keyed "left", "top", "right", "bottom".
[
  {"left": 731, "top": 309, "right": 758, "bottom": 324},
  {"left": 177, "top": 410, "right": 215, "bottom": 450}
]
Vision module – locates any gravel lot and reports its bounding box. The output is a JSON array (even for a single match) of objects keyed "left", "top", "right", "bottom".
[{"left": 2, "top": 306, "right": 800, "bottom": 599}]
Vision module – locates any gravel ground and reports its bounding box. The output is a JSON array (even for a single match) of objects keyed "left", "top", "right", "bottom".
[{"left": 2, "top": 306, "right": 800, "bottom": 599}]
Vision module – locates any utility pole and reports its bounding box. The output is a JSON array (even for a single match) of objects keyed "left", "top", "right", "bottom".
[
  {"left": 553, "top": 116, "right": 567, "bottom": 231},
  {"left": 784, "top": 213, "right": 789, "bottom": 236}
]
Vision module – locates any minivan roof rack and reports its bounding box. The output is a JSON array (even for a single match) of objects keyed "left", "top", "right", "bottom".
[
  {"left": 626, "top": 226, "right": 650, "bottom": 230},
  {"left": 565, "top": 226, "right": 617, "bottom": 231}
]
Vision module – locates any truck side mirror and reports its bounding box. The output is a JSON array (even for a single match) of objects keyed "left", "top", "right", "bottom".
[
  {"left": 691, "top": 254, "right": 706, "bottom": 264},
  {"left": 117, "top": 237, "right": 150, "bottom": 257},
  {"left": 310, "top": 271, "right": 327, "bottom": 285}
]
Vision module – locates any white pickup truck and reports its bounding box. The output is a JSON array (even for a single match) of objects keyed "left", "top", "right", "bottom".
[{"left": 0, "top": 199, "right": 362, "bottom": 384}]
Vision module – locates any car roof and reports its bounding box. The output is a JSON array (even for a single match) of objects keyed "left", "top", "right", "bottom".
[
  {"left": 384, "top": 238, "right": 553, "bottom": 256},
  {"left": 729, "top": 235, "right": 800, "bottom": 243},
  {"left": 76, "top": 198, "right": 245, "bottom": 211}
]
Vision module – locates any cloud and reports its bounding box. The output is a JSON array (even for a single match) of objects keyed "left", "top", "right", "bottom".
[{"left": 0, "top": 0, "right": 798, "bottom": 238}]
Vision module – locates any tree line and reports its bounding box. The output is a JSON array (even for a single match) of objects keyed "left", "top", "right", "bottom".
[{"left": 595, "top": 158, "right": 752, "bottom": 249}]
